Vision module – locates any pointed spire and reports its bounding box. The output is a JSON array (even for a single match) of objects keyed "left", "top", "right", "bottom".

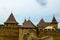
[
  {"left": 37, "top": 18, "right": 45, "bottom": 27},
  {"left": 24, "top": 19, "right": 26, "bottom": 22},
  {"left": 4, "top": 12, "right": 18, "bottom": 24},
  {"left": 38, "top": 18, "right": 45, "bottom": 25},
  {"left": 51, "top": 16, "right": 58, "bottom": 24},
  {"left": 28, "top": 17, "right": 31, "bottom": 22},
  {"left": 23, "top": 18, "right": 26, "bottom": 25},
  {"left": 40, "top": 18, "right": 45, "bottom": 23}
]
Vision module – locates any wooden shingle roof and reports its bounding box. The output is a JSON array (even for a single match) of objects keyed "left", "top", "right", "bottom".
[
  {"left": 4, "top": 13, "right": 18, "bottom": 24},
  {"left": 21, "top": 19, "right": 36, "bottom": 28},
  {"left": 37, "top": 18, "right": 45, "bottom": 28},
  {"left": 51, "top": 16, "right": 58, "bottom": 24}
]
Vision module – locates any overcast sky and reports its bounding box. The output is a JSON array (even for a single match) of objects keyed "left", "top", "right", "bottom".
[{"left": 0, "top": 0, "right": 60, "bottom": 28}]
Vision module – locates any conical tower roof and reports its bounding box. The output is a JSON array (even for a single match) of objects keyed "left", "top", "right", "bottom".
[
  {"left": 38, "top": 18, "right": 45, "bottom": 25},
  {"left": 51, "top": 16, "right": 58, "bottom": 24},
  {"left": 37, "top": 18, "right": 45, "bottom": 28},
  {"left": 22, "top": 19, "right": 35, "bottom": 27},
  {"left": 4, "top": 13, "right": 18, "bottom": 24}
]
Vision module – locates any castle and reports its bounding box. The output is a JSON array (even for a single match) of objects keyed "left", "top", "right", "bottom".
[{"left": 0, "top": 13, "right": 60, "bottom": 40}]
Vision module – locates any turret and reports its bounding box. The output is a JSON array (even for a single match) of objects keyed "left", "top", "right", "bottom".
[
  {"left": 37, "top": 18, "right": 45, "bottom": 28},
  {"left": 4, "top": 13, "right": 18, "bottom": 27},
  {"left": 51, "top": 16, "right": 58, "bottom": 29}
]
